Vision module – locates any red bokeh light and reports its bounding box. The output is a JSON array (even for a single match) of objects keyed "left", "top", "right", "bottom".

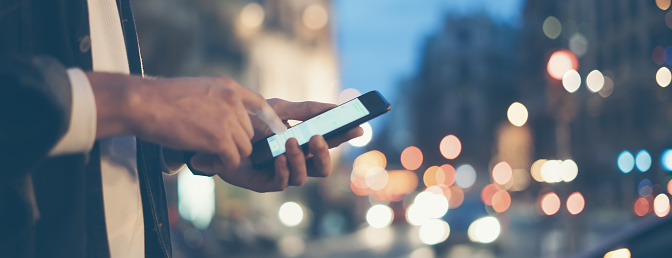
[
  {"left": 547, "top": 49, "right": 579, "bottom": 80},
  {"left": 481, "top": 184, "right": 499, "bottom": 206},
  {"left": 634, "top": 197, "right": 650, "bottom": 216},
  {"left": 566, "top": 192, "right": 585, "bottom": 215},
  {"left": 541, "top": 192, "right": 561, "bottom": 215},
  {"left": 401, "top": 146, "right": 423, "bottom": 170}
]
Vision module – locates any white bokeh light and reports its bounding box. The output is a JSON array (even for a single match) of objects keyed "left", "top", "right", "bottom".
[
  {"left": 279, "top": 202, "right": 304, "bottom": 227},
  {"left": 586, "top": 70, "right": 604, "bottom": 92},
  {"left": 366, "top": 205, "right": 394, "bottom": 229},
  {"left": 349, "top": 122, "right": 373, "bottom": 147},
  {"left": 418, "top": 219, "right": 450, "bottom": 245},
  {"left": 507, "top": 102, "right": 528, "bottom": 127},
  {"left": 657, "top": 67, "right": 671, "bottom": 87},
  {"left": 561, "top": 159, "right": 578, "bottom": 182},
  {"left": 178, "top": 169, "right": 215, "bottom": 229},
  {"left": 562, "top": 69, "right": 581, "bottom": 93},
  {"left": 468, "top": 216, "right": 501, "bottom": 244}
]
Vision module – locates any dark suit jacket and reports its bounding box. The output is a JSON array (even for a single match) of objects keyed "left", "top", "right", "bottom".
[{"left": 1, "top": 0, "right": 172, "bottom": 257}]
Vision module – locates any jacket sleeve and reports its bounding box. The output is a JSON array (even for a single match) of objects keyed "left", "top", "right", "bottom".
[{"left": 0, "top": 55, "right": 74, "bottom": 179}]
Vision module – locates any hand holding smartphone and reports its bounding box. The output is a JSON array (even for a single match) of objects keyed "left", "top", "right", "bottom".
[{"left": 250, "top": 91, "right": 391, "bottom": 169}]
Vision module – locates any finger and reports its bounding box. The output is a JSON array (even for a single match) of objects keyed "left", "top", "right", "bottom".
[
  {"left": 325, "top": 126, "right": 365, "bottom": 148},
  {"left": 231, "top": 123, "right": 253, "bottom": 158},
  {"left": 306, "top": 135, "right": 332, "bottom": 178},
  {"left": 189, "top": 153, "right": 218, "bottom": 176},
  {"left": 224, "top": 78, "right": 287, "bottom": 135},
  {"left": 274, "top": 100, "right": 336, "bottom": 121},
  {"left": 233, "top": 95, "right": 254, "bottom": 139},
  {"left": 271, "top": 155, "right": 290, "bottom": 191},
  {"left": 285, "top": 138, "right": 308, "bottom": 186},
  {"left": 216, "top": 136, "right": 241, "bottom": 169}
]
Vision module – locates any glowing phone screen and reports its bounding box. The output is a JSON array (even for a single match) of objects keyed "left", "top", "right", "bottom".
[{"left": 266, "top": 98, "right": 370, "bottom": 157}]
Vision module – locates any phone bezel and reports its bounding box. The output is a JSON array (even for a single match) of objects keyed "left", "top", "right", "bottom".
[{"left": 250, "top": 90, "right": 391, "bottom": 169}]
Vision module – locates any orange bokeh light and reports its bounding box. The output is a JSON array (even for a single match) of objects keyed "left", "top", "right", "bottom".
[
  {"left": 350, "top": 181, "right": 370, "bottom": 196},
  {"left": 566, "top": 192, "right": 585, "bottom": 215},
  {"left": 354, "top": 150, "right": 387, "bottom": 170},
  {"left": 423, "top": 166, "right": 442, "bottom": 187},
  {"left": 449, "top": 186, "right": 464, "bottom": 209},
  {"left": 634, "top": 197, "right": 650, "bottom": 216},
  {"left": 438, "top": 164, "right": 456, "bottom": 186},
  {"left": 541, "top": 192, "right": 561, "bottom": 215},
  {"left": 547, "top": 49, "right": 579, "bottom": 80},
  {"left": 492, "top": 190, "right": 511, "bottom": 213},
  {"left": 440, "top": 135, "right": 462, "bottom": 160},
  {"left": 401, "top": 146, "right": 423, "bottom": 170},
  {"left": 667, "top": 179, "right": 672, "bottom": 195},
  {"left": 481, "top": 184, "right": 499, "bottom": 206},
  {"left": 492, "top": 161, "right": 513, "bottom": 185}
]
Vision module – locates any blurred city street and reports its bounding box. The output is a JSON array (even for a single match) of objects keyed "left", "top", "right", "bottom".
[{"left": 131, "top": 0, "right": 672, "bottom": 257}]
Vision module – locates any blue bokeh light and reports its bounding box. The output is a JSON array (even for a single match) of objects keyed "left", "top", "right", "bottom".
[
  {"left": 638, "top": 178, "right": 653, "bottom": 197},
  {"left": 661, "top": 149, "right": 672, "bottom": 172},
  {"left": 617, "top": 150, "right": 635, "bottom": 173},
  {"left": 635, "top": 149, "right": 652, "bottom": 172}
]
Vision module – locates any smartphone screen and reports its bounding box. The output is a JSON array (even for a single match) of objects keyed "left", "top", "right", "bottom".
[{"left": 266, "top": 98, "right": 370, "bottom": 157}]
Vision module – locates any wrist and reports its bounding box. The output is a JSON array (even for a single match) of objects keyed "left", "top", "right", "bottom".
[{"left": 87, "top": 72, "right": 145, "bottom": 138}]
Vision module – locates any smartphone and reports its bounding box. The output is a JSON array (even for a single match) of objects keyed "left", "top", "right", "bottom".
[{"left": 250, "top": 90, "right": 391, "bottom": 169}]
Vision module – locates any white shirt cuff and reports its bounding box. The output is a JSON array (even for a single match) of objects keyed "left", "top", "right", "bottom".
[{"left": 48, "top": 68, "right": 97, "bottom": 156}]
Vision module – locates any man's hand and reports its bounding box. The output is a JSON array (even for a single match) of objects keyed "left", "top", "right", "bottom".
[
  {"left": 88, "top": 73, "right": 286, "bottom": 168},
  {"left": 188, "top": 99, "right": 364, "bottom": 193}
]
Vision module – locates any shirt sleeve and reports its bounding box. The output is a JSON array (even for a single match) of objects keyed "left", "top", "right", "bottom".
[{"left": 48, "top": 68, "right": 97, "bottom": 156}]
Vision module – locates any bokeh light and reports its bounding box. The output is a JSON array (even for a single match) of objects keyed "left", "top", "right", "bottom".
[
  {"left": 401, "top": 146, "right": 423, "bottom": 170},
  {"left": 634, "top": 197, "right": 650, "bottom": 216},
  {"left": 418, "top": 219, "right": 450, "bottom": 245},
  {"left": 586, "top": 70, "right": 604, "bottom": 92},
  {"left": 638, "top": 179, "right": 653, "bottom": 197},
  {"left": 604, "top": 248, "right": 631, "bottom": 258},
  {"left": 668, "top": 179, "right": 672, "bottom": 195},
  {"left": 492, "top": 161, "right": 513, "bottom": 185},
  {"left": 507, "top": 102, "right": 528, "bottom": 127},
  {"left": 354, "top": 150, "right": 387, "bottom": 170},
  {"left": 599, "top": 75, "right": 614, "bottom": 98},
  {"left": 302, "top": 4, "right": 328, "bottom": 30},
  {"left": 492, "top": 190, "right": 511, "bottom": 213},
  {"left": 448, "top": 186, "right": 465, "bottom": 208},
  {"left": 366, "top": 204, "right": 394, "bottom": 228},
  {"left": 561, "top": 159, "right": 579, "bottom": 182},
  {"left": 456, "top": 164, "right": 477, "bottom": 188},
  {"left": 437, "top": 164, "right": 456, "bottom": 186},
  {"left": 653, "top": 46, "right": 666, "bottom": 66},
  {"left": 569, "top": 33, "right": 588, "bottom": 57},
  {"left": 635, "top": 149, "right": 652, "bottom": 172},
  {"left": 566, "top": 192, "right": 585, "bottom": 215},
  {"left": 279, "top": 202, "right": 304, "bottom": 227},
  {"left": 562, "top": 69, "right": 581, "bottom": 93},
  {"left": 657, "top": 0, "right": 671, "bottom": 10},
  {"left": 481, "top": 184, "right": 499, "bottom": 206},
  {"left": 541, "top": 192, "right": 561, "bottom": 215},
  {"left": 406, "top": 189, "right": 449, "bottom": 226},
  {"left": 365, "top": 167, "right": 389, "bottom": 191},
  {"left": 349, "top": 122, "right": 373, "bottom": 147},
  {"left": 657, "top": 67, "right": 671, "bottom": 87},
  {"left": 547, "top": 49, "right": 579, "bottom": 80},
  {"left": 439, "top": 134, "right": 462, "bottom": 159},
  {"left": 467, "top": 217, "right": 501, "bottom": 244},
  {"left": 654, "top": 194, "right": 671, "bottom": 217},
  {"left": 178, "top": 170, "right": 215, "bottom": 229},
  {"left": 531, "top": 159, "right": 547, "bottom": 182},
  {"left": 662, "top": 149, "right": 672, "bottom": 171},
  {"left": 423, "top": 166, "right": 442, "bottom": 187},
  {"left": 618, "top": 151, "right": 635, "bottom": 173},
  {"left": 240, "top": 3, "right": 265, "bottom": 29},
  {"left": 541, "top": 159, "right": 563, "bottom": 183},
  {"left": 666, "top": 11, "right": 672, "bottom": 29},
  {"left": 542, "top": 16, "right": 562, "bottom": 39}
]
